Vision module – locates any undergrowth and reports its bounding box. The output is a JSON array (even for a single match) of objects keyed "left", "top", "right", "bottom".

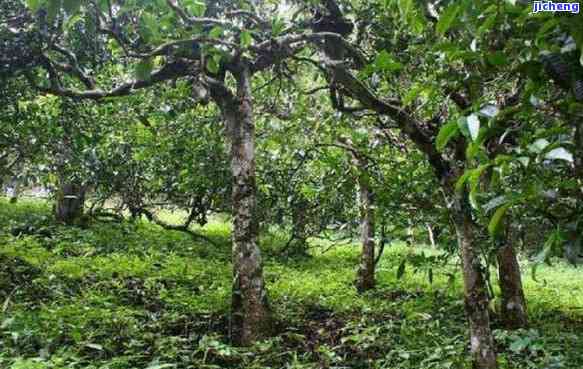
[{"left": 0, "top": 198, "right": 581, "bottom": 368}]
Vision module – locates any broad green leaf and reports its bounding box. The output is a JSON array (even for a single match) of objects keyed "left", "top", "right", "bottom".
[
  {"left": 528, "top": 138, "right": 549, "bottom": 153},
  {"left": 457, "top": 116, "right": 470, "bottom": 138},
  {"left": 479, "top": 104, "right": 499, "bottom": 118},
  {"left": 435, "top": 121, "right": 459, "bottom": 152},
  {"left": 488, "top": 203, "right": 510, "bottom": 237},
  {"left": 209, "top": 26, "right": 223, "bottom": 38},
  {"left": 135, "top": 59, "right": 154, "bottom": 81},
  {"left": 272, "top": 17, "right": 285, "bottom": 36},
  {"left": 509, "top": 337, "right": 531, "bottom": 353},
  {"left": 374, "top": 50, "right": 403, "bottom": 72},
  {"left": 455, "top": 170, "right": 472, "bottom": 193},
  {"left": 517, "top": 156, "right": 530, "bottom": 167},
  {"left": 483, "top": 195, "right": 507, "bottom": 213},
  {"left": 26, "top": 0, "right": 43, "bottom": 11},
  {"left": 185, "top": 0, "right": 206, "bottom": 17},
  {"left": 207, "top": 55, "right": 220, "bottom": 74},
  {"left": 465, "top": 142, "right": 483, "bottom": 160},
  {"left": 456, "top": 164, "right": 490, "bottom": 193},
  {"left": 436, "top": 4, "right": 460, "bottom": 35},
  {"left": 544, "top": 147, "right": 573, "bottom": 162},
  {"left": 486, "top": 51, "right": 508, "bottom": 66},
  {"left": 467, "top": 114, "right": 480, "bottom": 141},
  {"left": 240, "top": 31, "right": 253, "bottom": 48},
  {"left": 477, "top": 14, "right": 497, "bottom": 36},
  {"left": 403, "top": 83, "right": 422, "bottom": 106},
  {"left": 468, "top": 164, "right": 490, "bottom": 192}
]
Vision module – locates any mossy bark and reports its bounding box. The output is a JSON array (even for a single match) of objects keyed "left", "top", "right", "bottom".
[
  {"left": 497, "top": 240, "right": 528, "bottom": 329},
  {"left": 214, "top": 65, "right": 272, "bottom": 346},
  {"left": 54, "top": 182, "right": 86, "bottom": 225},
  {"left": 452, "top": 194, "right": 497, "bottom": 369}
]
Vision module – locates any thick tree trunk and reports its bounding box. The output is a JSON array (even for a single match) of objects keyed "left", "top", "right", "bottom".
[
  {"left": 356, "top": 173, "right": 375, "bottom": 292},
  {"left": 496, "top": 238, "right": 528, "bottom": 329},
  {"left": 452, "top": 195, "right": 498, "bottom": 369},
  {"left": 54, "top": 182, "right": 86, "bottom": 224},
  {"left": 213, "top": 66, "right": 271, "bottom": 346}
]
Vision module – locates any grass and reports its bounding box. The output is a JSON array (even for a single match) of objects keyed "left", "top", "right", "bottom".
[{"left": 0, "top": 198, "right": 582, "bottom": 368}]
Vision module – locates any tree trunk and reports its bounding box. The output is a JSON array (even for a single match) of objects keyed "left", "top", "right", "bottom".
[
  {"left": 8, "top": 177, "right": 20, "bottom": 203},
  {"left": 212, "top": 66, "right": 271, "bottom": 346},
  {"left": 496, "top": 236, "right": 528, "bottom": 329},
  {"left": 54, "top": 182, "right": 86, "bottom": 224},
  {"left": 427, "top": 223, "right": 436, "bottom": 248},
  {"left": 356, "top": 172, "right": 375, "bottom": 292},
  {"left": 452, "top": 195, "right": 498, "bottom": 369},
  {"left": 290, "top": 197, "right": 309, "bottom": 255}
]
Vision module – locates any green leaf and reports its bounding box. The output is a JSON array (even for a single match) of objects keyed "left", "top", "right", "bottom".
[
  {"left": 467, "top": 114, "right": 480, "bottom": 141},
  {"left": 85, "top": 343, "right": 104, "bottom": 351},
  {"left": 544, "top": 147, "right": 574, "bottom": 162},
  {"left": 374, "top": 50, "right": 403, "bottom": 72},
  {"left": 455, "top": 170, "right": 472, "bottom": 193},
  {"left": 139, "top": 12, "right": 160, "bottom": 43},
  {"left": 26, "top": 0, "right": 44, "bottom": 11},
  {"left": 486, "top": 52, "right": 508, "bottom": 66},
  {"left": 528, "top": 138, "right": 549, "bottom": 153},
  {"left": 457, "top": 116, "right": 470, "bottom": 138},
  {"left": 135, "top": 59, "right": 154, "bottom": 81},
  {"left": 185, "top": 0, "right": 206, "bottom": 17},
  {"left": 398, "top": 0, "right": 414, "bottom": 20},
  {"left": 509, "top": 337, "right": 530, "bottom": 353},
  {"left": 272, "top": 17, "right": 285, "bottom": 36},
  {"left": 435, "top": 121, "right": 460, "bottom": 152},
  {"left": 436, "top": 4, "right": 460, "bottom": 35},
  {"left": 207, "top": 55, "right": 220, "bottom": 74},
  {"left": 240, "top": 30, "right": 253, "bottom": 48},
  {"left": 477, "top": 14, "right": 497, "bottom": 36},
  {"left": 209, "top": 26, "right": 223, "bottom": 38},
  {"left": 488, "top": 203, "right": 510, "bottom": 237}
]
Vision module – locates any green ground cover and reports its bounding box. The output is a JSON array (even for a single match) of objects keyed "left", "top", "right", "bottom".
[{"left": 1, "top": 198, "right": 581, "bottom": 369}]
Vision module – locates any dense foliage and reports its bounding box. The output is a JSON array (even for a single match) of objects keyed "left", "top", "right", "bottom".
[{"left": 1, "top": 0, "right": 582, "bottom": 368}]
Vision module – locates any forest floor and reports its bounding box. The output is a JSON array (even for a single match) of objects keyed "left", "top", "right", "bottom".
[{"left": 0, "top": 198, "right": 582, "bottom": 369}]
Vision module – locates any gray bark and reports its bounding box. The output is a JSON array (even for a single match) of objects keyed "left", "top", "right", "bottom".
[
  {"left": 212, "top": 65, "right": 271, "bottom": 346},
  {"left": 54, "top": 182, "right": 86, "bottom": 224},
  {"left": 497, "top": 237, "right": 528, "bottom": 329},
  {"left": 356, "top": 170, "right": 375, "bottom": 292},
  {"left": 452, "top": 194, "right": 497, "bottom": 369}
]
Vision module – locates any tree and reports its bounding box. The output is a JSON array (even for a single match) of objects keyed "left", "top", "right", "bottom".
[{"left": 0, "top": 0, "right": 365, "bottom": 345}]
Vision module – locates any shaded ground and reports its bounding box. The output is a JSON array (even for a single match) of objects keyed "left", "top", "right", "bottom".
[{"left": 0, "top": 198, "right": 581, "bottom": 368}]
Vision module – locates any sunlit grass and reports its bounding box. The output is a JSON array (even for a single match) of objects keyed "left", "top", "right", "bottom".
[{"left": 1, "top": 197, "right": 582, "bottom": 369}]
